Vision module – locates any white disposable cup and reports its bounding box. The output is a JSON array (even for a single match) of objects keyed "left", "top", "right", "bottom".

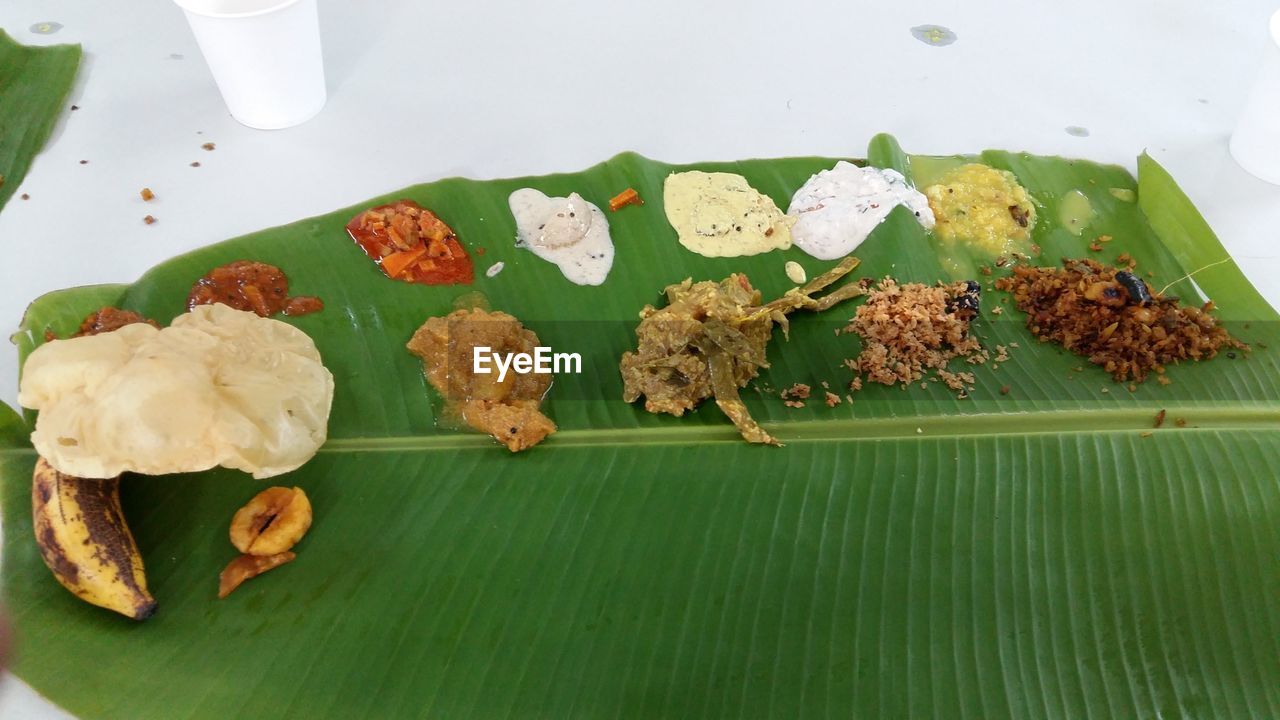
[
  {"left": 1230, "top": 10, "right": 1280, "bottom": 185},
  {"left": 174, "top": 0, "right": 326, "bottom": 130}
]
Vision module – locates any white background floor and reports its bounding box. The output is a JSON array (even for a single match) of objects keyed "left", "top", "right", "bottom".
[{"left": 2, "top": 0, "right": 1279, "bottom": 716}]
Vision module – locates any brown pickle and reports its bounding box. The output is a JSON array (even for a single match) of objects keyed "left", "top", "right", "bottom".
[{"left": 188, "top": 260, "right": 323, "bottom": 317}]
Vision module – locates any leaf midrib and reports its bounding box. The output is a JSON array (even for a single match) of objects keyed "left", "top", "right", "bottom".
[
  {"left": 4, "top": 406, "right": 1271, "bottom": 457},
  {"left": 322, "top": 406, "right": 1280, "bottom": 448}
]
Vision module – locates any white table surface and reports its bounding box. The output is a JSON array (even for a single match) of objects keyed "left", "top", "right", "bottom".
[{"left": 2, "top": 0, "right": 1280, "bottom": 716}]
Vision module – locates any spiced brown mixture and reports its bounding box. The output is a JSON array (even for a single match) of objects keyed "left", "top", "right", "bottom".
[
  {"left": 76, "top": 308, "right": 157, "bottom": 337},
  {"left": 188, "top": 260, "right": 323, "bottom": 317},
  {"left": 994, "top": 258, "right": 1245, "bottom": 382},
  {"left": 407, "top": 308, "right": 555, "bottom": 452},
  {"left": 44, "top": 307, "right": 155, "bottom": 342},
  {"left": 841, "top": 278, "right": 988, "bottom": 395}
]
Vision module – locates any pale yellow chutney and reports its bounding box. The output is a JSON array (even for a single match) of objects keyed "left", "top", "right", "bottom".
[
  {"left": 663, "top": 171, "right": 793, "bottom": 257},
  {"left": 923, "top": 163, "right": 1036, "bottom": 255}
]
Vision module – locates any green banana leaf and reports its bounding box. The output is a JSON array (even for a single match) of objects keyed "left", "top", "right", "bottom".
[
  {"left": 0, "top": 401, "right": 24, "bottom": 450},
  {"left": 2, "top": 135, "right": 1278, "bottom": 718},
  {"left": 0, "top": 30, "right": 81, "bottom": 211}
]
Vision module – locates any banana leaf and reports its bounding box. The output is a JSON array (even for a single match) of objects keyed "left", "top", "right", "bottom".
[
  {"left": 0, "top": 30, "right": 81, "bottom": 212},
  {"left": 2, "top": 136, "right": 1278, "bottom": 718}
]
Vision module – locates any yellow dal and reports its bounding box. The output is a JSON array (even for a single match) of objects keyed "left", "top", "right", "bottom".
[{"left": 924, "top": 163, "right": 1036, "bottom": 255}]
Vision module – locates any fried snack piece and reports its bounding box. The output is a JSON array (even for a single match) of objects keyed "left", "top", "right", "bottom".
[
  {"left": 407, "top": 308, "right": 556, "bottom": 452},
  {"left": 621, "top": 257, "right": 865, "bottom": 445},
  {"left": 230, "top": 486, "right": 313, "bottom": 555},
  {"left": 21, "top": 304, "right": 334, "bottom": 480},
  {"left": 218, "top": 552, "right": 295, "bottom": 599}
]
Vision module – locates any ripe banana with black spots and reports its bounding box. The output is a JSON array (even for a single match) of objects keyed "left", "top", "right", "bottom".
[{"left": 31, "top": 457, "right": 156, "bottom": 620}]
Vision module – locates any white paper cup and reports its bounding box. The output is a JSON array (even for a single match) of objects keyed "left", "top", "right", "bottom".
[
  {"left": 174, "top": 0, "right": 326, "bottom": 130},
  {"left": 1230, "top": 10, "right": 1280, "bottom": 185}
]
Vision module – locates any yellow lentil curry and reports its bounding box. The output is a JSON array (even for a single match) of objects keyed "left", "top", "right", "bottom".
[{"left": 924, "top": 163, "right": 1036, "bottom": 255}]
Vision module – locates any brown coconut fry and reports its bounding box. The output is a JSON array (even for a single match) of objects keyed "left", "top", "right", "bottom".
[{"left": 621, "top": 256, "right": 864, "bottom": 444}]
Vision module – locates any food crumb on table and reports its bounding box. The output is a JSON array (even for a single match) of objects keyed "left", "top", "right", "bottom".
[
  {"left": 143, "top": 215, "right": 156, "bottom": 225},
  {"left": 202, "top": 142, "right": 216, "bottom": 151},
  {"left": 140, "top": 188, "right": 155, "bottom": 201}
]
